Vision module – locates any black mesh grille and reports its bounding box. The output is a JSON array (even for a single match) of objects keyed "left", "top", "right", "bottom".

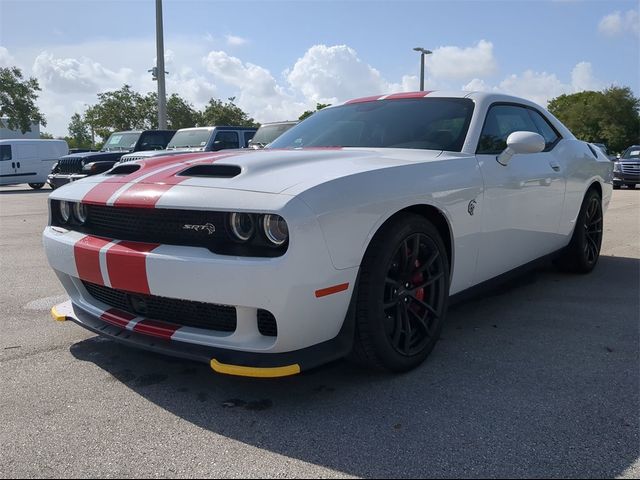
[
  {"left": 83, "top": 204, "right": 227, "bottom": 248},
  {"left": 83, "top": 281, "right": 237, "bottom": 332},
  {"left": 257, "top": 310, "right": 277, "bottom": 337}
]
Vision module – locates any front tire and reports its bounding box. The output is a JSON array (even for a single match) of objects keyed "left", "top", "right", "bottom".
[
  {"left": 28, "top": 183, "right": 45, "bottom": 190},
  {"left": 352, "top": 214, "right": 450, "bottom": 372},
  {"left": 555, "top": 189, "right": 603, "bottom": 274}
]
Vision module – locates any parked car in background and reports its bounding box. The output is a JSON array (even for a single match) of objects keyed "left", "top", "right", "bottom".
[
  {"left": 46, "top": 91, "right": 612, "bottom": 378},
  {"left": 613, "top": 145, "right": 640, "bottom": 189},
  {"left": 47, "top": 130, "right": 175, "bottom": 189},
  {"left": 117, "top": 126, "right": 257, "bottom": 164},
  {"left": 0, "top": 139, "right": 68, "bottom": 189},
  {"left": 247, "top": 121, "right": 298, "bottom": 149}
]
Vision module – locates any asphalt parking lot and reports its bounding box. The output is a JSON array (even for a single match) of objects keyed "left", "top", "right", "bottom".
[{"left": 0, "top": 185, "right": 638, "bottom": 479}]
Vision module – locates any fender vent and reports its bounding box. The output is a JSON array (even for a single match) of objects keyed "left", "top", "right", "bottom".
[
  {"left": 108, "top": 164, "right": 141, "bottom": 175},
  {"left": 179, "top": 164, "right": 241, "bottom": 178}
]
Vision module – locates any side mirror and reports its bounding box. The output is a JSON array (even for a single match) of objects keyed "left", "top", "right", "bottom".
[
  {"left": 616, "top": 154, "right": 621, "bottom": 160},
  {"left": 497, "top": 131, "right": 545, "bottom": 166}
]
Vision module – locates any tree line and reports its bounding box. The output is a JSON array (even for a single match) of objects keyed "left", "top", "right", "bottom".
[{"left": 1, "top": 65, "right": 638, "bottom": 152}]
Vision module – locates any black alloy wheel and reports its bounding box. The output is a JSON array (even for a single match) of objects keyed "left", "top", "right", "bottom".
[
  {"left": 352, "top": 214, "right": 450, "bottom": 372},
  {"left": 383, "top": 233, "right": 447, "bottom": 356},
  {"left": 583, "top": 194, "right": 603, "bottom": 266}
]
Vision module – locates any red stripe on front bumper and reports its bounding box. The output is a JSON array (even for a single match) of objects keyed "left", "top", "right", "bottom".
[
  {"left": 106, "top": 241, "right": 160, "bottom": 294},
  {"left": 133, "top": 319, "right": 181, "bottom": 340},
  {"left": 74, "top": 236, "right": 111, "bottom": 285},
  {"left": 100, "top": 308, "right": 136, "bottom": 328}
]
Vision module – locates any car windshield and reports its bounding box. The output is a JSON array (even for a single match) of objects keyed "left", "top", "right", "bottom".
[
  {"left": 166, "top": 129, "right": 212, "bottom": 149},
  {"left": 251, "top": 123, "right": 297, "bottom": 146},
  {"left": 622, "top": 147, "right": 640, "bottom": 159},
  {"left": 102, "top": 132, "right": 141, "bottom": 151},
  {"left": 268, "top": 98, "right": 474, "bottom": 152}
]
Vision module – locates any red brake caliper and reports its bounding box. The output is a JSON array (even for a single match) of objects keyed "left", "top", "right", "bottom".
[{"left": 411, "top": 259, "right": 425, "bottom": 302}]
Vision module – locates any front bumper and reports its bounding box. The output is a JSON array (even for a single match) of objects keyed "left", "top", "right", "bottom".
[
  {"left": 48, "top": 173, "right": 88, "bottom": 189},
  {"left": 52, "top": 300, "right": 355, "bottom": 377}
]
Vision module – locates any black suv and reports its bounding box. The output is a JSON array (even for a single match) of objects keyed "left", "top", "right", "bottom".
[
  {"left": 613, "top": 145, "right": 640, "bottom": 189},
  {"left": 48, "top": 129, "right": 175, "bottom": 189}
]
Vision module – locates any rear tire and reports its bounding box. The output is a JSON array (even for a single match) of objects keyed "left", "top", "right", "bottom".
[
  {"left": 28, "top": 183, "right": 45, "bottom": 190},
  {"left": 555, "top": 189, "right": 603, "bottom": 274},
  {"left": 351, "top": 213, "right": 450, "bottom": 372}
]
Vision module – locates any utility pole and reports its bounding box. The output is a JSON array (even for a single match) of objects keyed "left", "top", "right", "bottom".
[
  {"left": 413, "top": 47, "right": 432, "bottom": 91},
  {"left": 155, "top": 0, "right": 167, "bottom": 129}
]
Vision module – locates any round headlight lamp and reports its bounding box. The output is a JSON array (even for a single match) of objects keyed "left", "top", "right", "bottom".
[
  {"left": 59, "top": 201, "right": 71, "bottom": 223},
  {"left": 230, "top": 212, "right": 255, "bottom": 241},
  {"left": 73, "top": 202, "right": 88, "bottom": 224},
  {"left": 263, "top": 215, "right": 289, "bottom": 246}
]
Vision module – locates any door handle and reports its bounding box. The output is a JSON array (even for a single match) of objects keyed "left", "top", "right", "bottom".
[
  {"left": 17, "top": 162, "right": 20, "bottom": 168},
  {"left": 549, "top": 160, "right": 560, "bottom": 171},
  {"left": 11, "top": 162, "right": 15, "bottom": 168}
]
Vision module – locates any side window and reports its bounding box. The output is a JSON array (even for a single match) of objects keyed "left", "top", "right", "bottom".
[
  {"left": 527, "top": 109, "right": 560, "bottom": 150},
  {"left": 139, "top": 132, "right": 167, "bottom": 150},
  {"left": 477, "top": 105, "right": 538, "bottom": 154},
  {"left": 244, "top": 131, "right": 255, "bottom": 147},
  {"left": 0, "top": 145, "right": 12, "bottom": 161},
  {"left": 213, "top": 131, "right": 239, "bottom": 151}
]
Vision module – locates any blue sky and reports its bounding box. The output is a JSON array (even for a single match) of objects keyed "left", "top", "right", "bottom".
[{"left": 1, "top": 0, "right": 638, "bottom": 136}]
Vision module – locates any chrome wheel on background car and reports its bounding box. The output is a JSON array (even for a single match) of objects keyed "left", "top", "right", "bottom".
[{"left": 352, "top": 213, "right": 450, "bottom": 372}]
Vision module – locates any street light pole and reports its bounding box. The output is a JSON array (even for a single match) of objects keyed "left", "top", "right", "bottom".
[
  {"left": 155, "top": 0, "right": 167, "bottom": 129},
  {"left": 413, "top": 47, "right": 432, "bottom": 91}
]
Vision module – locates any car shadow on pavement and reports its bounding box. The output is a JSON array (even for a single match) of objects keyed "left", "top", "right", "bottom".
[
  {"left": 0, "top": 189, "right": 51, "bottom": 195},
  {"left": 70, "top": 255, "right": 639, "bottom": 478}
]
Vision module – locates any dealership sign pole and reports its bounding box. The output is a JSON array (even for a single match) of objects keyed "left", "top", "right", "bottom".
[{"left": 156, "top": 0, "right": 168, "bottom": 129}]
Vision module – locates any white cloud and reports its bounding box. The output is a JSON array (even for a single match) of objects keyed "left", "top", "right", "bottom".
[
  {"left": 427, "top": 40, "right": 497, "bottom": 80},
  {"left": 225, "top": 35, "right": 248, "bottom": 47},
  {"left": 599, "top": 10, "right": 640, "bottom": 36},
  {"left": 32, "top": 51, "right": 132, "bottom": 93},
  {"left": 203, "top": 50, "right": 306, "bottom": 121},
  {"left": 286, "top": 44, "right": 402, "bottom": 105},
  {"left": 463, "top": 61, "right": 603, "bottom": 106},
  {"left": 0, "top": 46, "right": 15, "bottom": 68}
]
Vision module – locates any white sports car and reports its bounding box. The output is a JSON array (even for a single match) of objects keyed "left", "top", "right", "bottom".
[{"left": 45, "top": 91, "right": 613, "bottom": 378}]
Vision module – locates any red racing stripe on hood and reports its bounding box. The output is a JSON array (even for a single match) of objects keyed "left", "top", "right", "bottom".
[
  {"left": 105, "top": 241, "right": 160, "bottom": 294},
  {"left": 74, "top": 235, "right": 111, "bottom": 285}
]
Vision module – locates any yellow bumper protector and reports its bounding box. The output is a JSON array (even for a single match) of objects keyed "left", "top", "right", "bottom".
[
  {"left": 210, "top": 359, "right": 300, "bottom": 378},
  {"left": 51, "top": 306, "right": 67, "bottom": 322}
]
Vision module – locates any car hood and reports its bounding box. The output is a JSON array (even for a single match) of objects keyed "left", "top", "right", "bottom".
[
  {"left": 59, "top": 150, "right": 129, "bottom": 162},
  {"left": 70, "top": 148, "right": 448, "bottom": 195}
]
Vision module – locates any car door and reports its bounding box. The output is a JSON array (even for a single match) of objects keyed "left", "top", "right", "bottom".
[
  {"left": 212, "top": 131, "right": 240, "bottom": 151},
  {"left": 0, "top": 143, "right": 14, "bottom": 185},
  {"left": 474, "top": 103, "right": 567, "bottom": 284},
  {"left": 13, "top": 143, "right": 39, "bottom": 184}
]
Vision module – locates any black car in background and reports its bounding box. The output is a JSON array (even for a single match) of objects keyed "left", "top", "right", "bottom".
[
  {"left": 613, "top": 145, "right": 640, "bottom": 189},
  {"left": 47, "top": 129, "right": 175, "bottom": 189}
]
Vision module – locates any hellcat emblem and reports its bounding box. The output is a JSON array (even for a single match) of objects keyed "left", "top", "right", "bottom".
[
  {"left": 182, "top": 223, "right": 216, "bottom": 235},
  {"left": 468, "top": 200, "right": 477, "bottom": 216}
]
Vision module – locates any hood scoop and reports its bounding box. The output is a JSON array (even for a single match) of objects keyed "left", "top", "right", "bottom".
[
  {"left": 179, "top": 164, "right": 241, "bottom": 178},
  {"left": 107, "top": 164, "right": 141, "bottom": 175}
]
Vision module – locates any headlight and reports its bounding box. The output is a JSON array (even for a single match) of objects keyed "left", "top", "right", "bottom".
[
  {"left": 73, "top": 202, "right": 88, "bottom": 224},
  {"left": 230, "top": 212, "right": 256, "bottom": 241},
  {"left": 59, "top": 201, "right": 71, "bottom": 223},
  {"left": 82, "top": 162, "right": 98, "bottom": 173},
  {"left": 263, "top": 214, "right": 289, "bottom": 246},
  {"left": 613, "top": 162, "right": 621, "bottom": 172}
]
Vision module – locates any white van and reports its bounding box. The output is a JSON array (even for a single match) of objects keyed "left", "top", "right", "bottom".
[{"left": 0, "top": 139, "right": 68, "bottom": 189}]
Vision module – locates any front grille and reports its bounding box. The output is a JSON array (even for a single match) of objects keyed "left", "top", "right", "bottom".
[
  {"left": 83, "top": 281, "right": 237, "bottom": 332},
  {"left": 257, "top": 310, "right": 278, "bottom": 337},
  {"left": 85, "top": 205, "right": 227, "bottom": 247},
  {"left": 57, "top": 157, "right": 84, "bottom": 174},
  {"left": 621, "top": 163, "right": 640, "bottom": 176}
]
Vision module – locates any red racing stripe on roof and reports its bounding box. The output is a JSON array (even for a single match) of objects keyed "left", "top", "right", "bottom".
[
  {"left": 101, "top": 308, "right": 136, "bottom": 328},
  {"left": 105, "top": 241, "right": 160, "bottom": 295},
  {"left": 74, "top": 235, "right": 111, "bottom": 285},
  {"left": 385, "top": 91, "right": 433, "bottom": 99},
  {"left": 133, "top": 319, "right": 181, "bottom": 340},
  {"left": 345, "top": 94, "right": 386, "bottom": 104}
]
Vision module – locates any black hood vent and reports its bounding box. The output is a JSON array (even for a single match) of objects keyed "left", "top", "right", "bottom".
[
  {"left": 107, "top": 164, "right": 141, "bottom": 175},
  {"left": 179, "top": 164, "right": 241, "bottom": 178}
]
